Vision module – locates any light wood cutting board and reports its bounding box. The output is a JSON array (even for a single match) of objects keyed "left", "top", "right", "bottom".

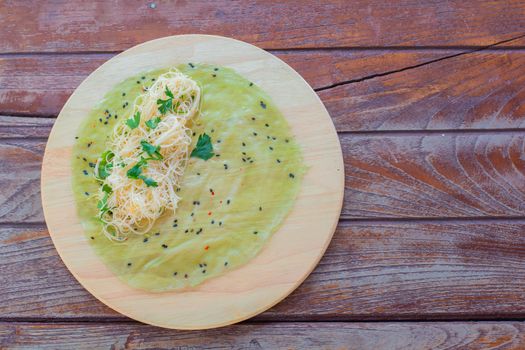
[{"left": 41, "top": 35, "right": 344, "bottom": 329}]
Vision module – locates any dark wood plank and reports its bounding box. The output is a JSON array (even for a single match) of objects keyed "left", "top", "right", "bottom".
[
  {"left": 2, "top": 1, "right": 525, "bottom": 53},
  {"left": 323, "top": 47, "right": 525, "bottom": 131},
  {"left": 343, "top": 132, "right": 525, "bottom": 218},
  {"left": 2, "top": 321, "right": 525, "bottom": 349},
  {"left": 4, "top": 49, "right": 525, "bottom": 131},
  {"left": 3, "top": 221, "right": 525, "bottom": 320},
  {"left": 0, "top": 116, "right": 54, "bottom": 138},
  {"left": 2, "top": 131, "right": 525, "bottom": 222},
  {"left": 0, "top": 50, "right": 453, "bottom": 116}
]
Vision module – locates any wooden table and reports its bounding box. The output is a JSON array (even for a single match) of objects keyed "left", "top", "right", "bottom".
[{"left": 2, "top": 1, "right": 525, "bottom": 348}]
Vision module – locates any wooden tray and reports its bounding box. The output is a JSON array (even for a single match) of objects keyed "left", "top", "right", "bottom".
[{"left": 41, "top": 35, "right": 344, "bottom": 329}]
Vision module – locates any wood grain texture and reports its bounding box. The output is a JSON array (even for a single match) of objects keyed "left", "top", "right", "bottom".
[
  {"left": 0, "top": 50, "right": 455, "bottom": 116},
  {"left": 4, "top": 49, "right": 525, "bottom": 131},
  {"left": 343, "top": 133, "right": 525, "bottom": 218},
  {"left": 4, "top": 221, "right": 525, "bottom": 320},
  {"left": 2, "top": 321, "right": 525, "bottom": 350},
  {"left": 2, "top": 0, "right": 525, "bottom": 53},
  {"left": 1, "top": 131, "right": 524, "bottom": 223},
  {"left": 40, "top": 35, "right": 344, "bottom": 329},
  {"left": 322, "top": 47, "right": 525, "bottom": 131}
]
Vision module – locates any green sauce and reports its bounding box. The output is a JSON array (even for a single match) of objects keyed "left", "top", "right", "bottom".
[{"left": 71, "top": 64, "right": 305, "bottom": 291}]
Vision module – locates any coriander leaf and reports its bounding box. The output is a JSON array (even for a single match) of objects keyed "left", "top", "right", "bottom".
[
  {"left": 190, "top": 133, "right": 214, "bottom": 160},
  {"left": 165, "top": 86, "right": 174, "bottom": 99},
  {"left": 140, "top": 140, "right": 163, "bottom": 160},
  {"left": 156, "top": 97, "right": 172, "bottom": 115},
  {"left": 102, "top": 184, "right": 112, "bottom": 194},
  {"left": 125, "top": 111, "right": 141, "bottom": 129},
  {"left": 139, "top": 175, "right": 158, "bottom": 187},
  {"left": 156, "top": 87, "right": 174, "bottom": 114},
  {"left": 145, "top": 117, "right": 161, "bottom": 129},
  {"left": 126, "top": 158, "right": 146, "bottom": 179},
  {"left": 97, "top": 150, "right": 114, "bottom": 179}
]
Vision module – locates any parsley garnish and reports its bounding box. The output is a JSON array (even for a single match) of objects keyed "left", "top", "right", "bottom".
[
  {"left": 140, "top": 140, "right": 163, "bottom": 160},
  {"left": 126, "top": 158, "right": 158, "bottom": 187},
  {"left": 145, "top": 117, "right": 161, "bottom": 129},
  {"left": 157, "top": 86, "right": 174, "bottom": 114},
  {"left": 97, "top": 150, "right": 114, "bottom": 179},
  {"left": 139, "top": 176, "right": 158, "bottom": 187},
  {"left": 102, "top": 184, "right": 112, "bottom": 193},
  {"left": 126, "top": 158, "right": 147, "bottom": 179},
  {"left": 190, "top": 133, "right": 214, "bottom": 160},
  {"left": 125, "top": 111, "right": 141, "bottom": 129}
]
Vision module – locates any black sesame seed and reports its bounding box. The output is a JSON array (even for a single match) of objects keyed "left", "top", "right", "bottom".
[
  {"left": 143, "top": 238, "right": 149, "bottom": 243},
  {"left": 209, "top": 188, "right": 213, "bottom": 193},
  {"left": 260, "top": 101, "right": 267, "bottom": 109},
  {"left": 197, "top": 172, "right": 201, "bottom": 176},
  {"left": 173, "top": 272, "right": 178, "bottom": 276},
  {"left": 224, "top": 261, "right": 229, "bottom": 266},
  {"left": 285, "top": 139, "right": 289, "bottom": 143},
  {"left": 115, "top": 115, "right": 118, "bottom": 119},
  {"left": 211, "top": 220, "right": 215, "bottom": 224},
  {"left": 99, "top": 118, "right": 103, "bottom": 122},
  {"left": 199, "top": 264, "right": 203, "bottom": 268},
  {"left": 269, "top": 146, "right": 273, "bottom": 151},
  {"left": 259, "top": 206, "right": 262, "bottom": 211},
  {"left": 289, "top": 173, "right": 295, "bottom": 178},
  {"left": 219, "top": 221, "right": 222, "bottom": 226},
  {"left": 202, "top": 270, "right": 206, "bottom": 273},
  {"left": 75, "top": 136, "right": 79, "bottom": 139},
  {"left": 141, "top": 76, "right": 145, "bottom": 80},
  {"left": 212, "top": 74, "right": 217, "bottom": 78},
  {"left": 203, "top": 263, "right": 207, "bottom": 267},
  {"left": 242, "top": 158, "right": 246, "bottom": 162},
  {"left": 82, "top": 157, "right": 87, "bottom": 161},
  {"left": 82, "top": 170, "right": 88, "bottom": 175},
  {"left": 277, "top": 159, "right": 281, "bottom": 163},
  {"left": 173, "top": 224, "right": 178, "bottom": 228},
  {"left": 217, "top": 140, "right": 221, "bottom": 143},
  {"left": 265, "top": 123, "right": 269, "bottom": 127},
  {"left": 267, "top": 136, "right": 271, "bottom": 140},
  {"left": 215, "top": 154, "right": 221, "bottom": 158},
  {"left": 242, "top": 142, "right": 246, "bottom": 147},
  {"left": 185, "top": 229, "right": 188, "bottom": 233},
  {"left": 211, "top": 128, "right": 215, "bottom": 133},
  {"left": 185, "top": 274, "right": 188, "bottom": 278},
  {"left": 84, "top": 192, "right": 89, "bottom": 196},
  {"left": 224, "top": 163, "right": 228, "bottom": 170},
  {"left": 189, "top": 63, "right": 195, "bottom": 68},
  {"left": 249, "top": 82, "right": 253, "bottom": 87},
  {"left": 214, "top": 68, "right": 219, "bottom": 71},
  {"left": 104, "top": 121, "right": 108, "bottom": 125},
  {"left": 251, "top": 117, "right": 256, "bottom": 121},
  {"left": 253, "top": 132, "right": 258, "bottom": 136},
  {"left": 122, "top": 104, "right": 126, "bottom": 108},
  {"left": 90, "top": 236, "right": 94, "bottom": 240},
  {"left": 122, "top": 92, "right": 126, "bottom": 96},
  {"left": 155, "top": 232, "right": 160, "bottom": 236},
  {"left": 227, "top": 199, "right": 231, "bottom": 205},
  {"left": 253, "top": 231, "right": 258, "bottom": 235},
  {"left": 136, "top": 81, "right": 140, "bottom": 84},
  {"left": 242, "top": 152, "right": 247, "bottom": 155},
  {"left": 151, "top": 78, "right": 155, "bottom": 81},
  {"left": 127, "top": 262, "right": 132, "bottom": 266},
  {"left": 162, "top": 244, "right": 168, "bottom": 248},
  {"left": 250, "top": 160, "right": 254, "bottom": 163},
  {"left": 105, "top": 109, "right": 109, "bottom": 113},
  {"left": 191, "top": 212, "right": 194, "bottom": 217},
  {"left": 192, "top": 132, "right": 196, "bottom": 136}
]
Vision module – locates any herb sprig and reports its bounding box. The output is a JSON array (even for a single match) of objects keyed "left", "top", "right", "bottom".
[{"left": 190, "top": 133, "right": 214, "bottom": 160}]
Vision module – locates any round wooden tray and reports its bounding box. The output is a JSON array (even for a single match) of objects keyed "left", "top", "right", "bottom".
[{"left": 41, "top": 35, "right": 344, "bottom": 329}]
